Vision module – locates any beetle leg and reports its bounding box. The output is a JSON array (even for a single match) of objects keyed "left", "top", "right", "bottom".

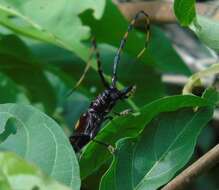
[
  {"left": 120, "top": 85, "right": 136, "bottom": 99},
  {"left": 92, "top": 139, "right": 115, "bottom": 154},
  {"left": 114, "top": 109, "right": 133, "bottom": 116},
  {"left": 70, "top": 37, "right": 109, "bottom": 93}
]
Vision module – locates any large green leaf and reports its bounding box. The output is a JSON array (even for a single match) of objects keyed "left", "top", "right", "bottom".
[
  {"left": 82, "top": 0, "right": 191, "bottom": 75},
  {"left": 80, "top": 95, "right": 211, "bottom": 179},
  {"left": 0, "top": 0, "right": 105, "bottom": 55},
  {"left": 100, "top": 107, "right": 213, "bottom": 190},
  {"left": 0, "top": 104, "right": 80, "bottom": 189},
  {"left": 0, "top": 152, "right": 72, "bottom": 190},
  {"left": 174, "top": 0, "right": 196, "bottom": 26}
]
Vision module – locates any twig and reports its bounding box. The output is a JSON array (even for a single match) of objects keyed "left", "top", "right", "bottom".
[
  {"left": 117, "top": 2, "right": 218, "bottom": 23},
  {"left": 161, "top": 144, "right": 219, "bottom": 190}
]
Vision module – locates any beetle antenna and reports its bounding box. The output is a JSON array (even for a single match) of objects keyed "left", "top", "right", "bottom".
[
  {"left": 67, "top": 37, "right": 106, "bottom": 97},
  {"left": 111, "top": 10, "right": 150, "bottom": 87},
  {"left": 66, "top": 47, "right": 94, "bottom": 97}
]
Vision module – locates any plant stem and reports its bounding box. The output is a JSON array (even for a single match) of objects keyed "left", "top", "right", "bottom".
[{"left": 161, "top": 144, "right": 219, "bottom": 190}]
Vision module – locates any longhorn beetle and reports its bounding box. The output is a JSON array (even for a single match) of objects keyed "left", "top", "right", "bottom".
[{"left": 69, "top": 11, "right": 150, "bottom": 153}]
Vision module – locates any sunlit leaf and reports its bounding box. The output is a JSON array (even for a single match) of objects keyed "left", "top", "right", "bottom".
[
  {"left": 0, "top": 0, "right": 105, "bottom": 55},
  {"left": 0, "top": 104, "right": 80, "bottom": 189},
  {"left": 0, "top": 152, "right": 72, "bottom": 190}
]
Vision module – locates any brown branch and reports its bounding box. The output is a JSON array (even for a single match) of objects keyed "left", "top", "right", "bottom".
[
  {"left": 117, "top": 2, "right": 219, "bottom": 23},
  {"left": 161, "top": 144, "right": 219, "bottom": 190}
]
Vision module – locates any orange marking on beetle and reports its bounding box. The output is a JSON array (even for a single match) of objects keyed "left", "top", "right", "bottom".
[
  {"left": 75, "top": 120, "right": 80, "bottom": 129},
  {"left": 123, "top": 32, "right": 129, "bottom": 39}
]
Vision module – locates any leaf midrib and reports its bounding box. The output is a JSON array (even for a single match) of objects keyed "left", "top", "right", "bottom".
[
  {"left": 134, "top": 110, "right": 200, "bottom": 190},
  {"left": 0, "top": 4, "right": 76, "bottom": 51}
]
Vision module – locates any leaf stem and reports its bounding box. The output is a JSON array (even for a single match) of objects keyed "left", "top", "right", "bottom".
[{"left": 161, "top": 144, "right": 219, "bottom": 190}]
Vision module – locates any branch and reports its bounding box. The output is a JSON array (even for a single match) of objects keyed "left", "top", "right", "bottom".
[
  {"left": 161, "top": 144, "right": 219, "bottom": 190},
  {"left": 116, "top": 2, "right": 218, "bottom": 23}
]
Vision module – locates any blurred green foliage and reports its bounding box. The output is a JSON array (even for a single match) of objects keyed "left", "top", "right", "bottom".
[
  {"left": 0, "top": 0, "right": 218, "bottom": 190},
  {"left": 175, "top": 0, "right": 219, "bottom": 52}
]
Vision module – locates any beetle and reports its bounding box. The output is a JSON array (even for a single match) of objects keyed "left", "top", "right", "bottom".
[{"left": 69, "top": 10, "right": 150, "bottom": 153}]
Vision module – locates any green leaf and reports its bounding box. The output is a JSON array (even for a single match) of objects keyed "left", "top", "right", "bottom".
[
  {"left": 202, "top": 88, "right": 219, "bottom": 105},
  {"left": 0, "top": 35, "right": 56, "bottom": 114},
  {"left": 0, "top": 0, "right": 105, "bottom": 55},
  {"left": 191, "top": 16, "right": 219, "bottom": 52},
  {"left": 100, "top": 107, "right": 213, "bottom": 190},
  {"left": 0, "top": 33, "right": 33, "bottom": 60},
  {"left": 80, "top": 95, "right": 210, "bottom": 179},
  {"left": 174, "top": 0, "right": 196, "bottom": 26},
  {"left": 0, "top": 72, "right": 29, "bottom": 104},
  {"left": 0, "top": 152, "right": 72, "bottom": 190},
  {"left": 0, "top": 104, "right": 80, "bottom": 190},
  {"left": 82, "top": 0, "right": 191, "bottom": 75}
]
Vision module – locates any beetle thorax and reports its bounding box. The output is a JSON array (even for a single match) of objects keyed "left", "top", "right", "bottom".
[{"left": 89, "top": 87, "right": 120, "bottom": 113}]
